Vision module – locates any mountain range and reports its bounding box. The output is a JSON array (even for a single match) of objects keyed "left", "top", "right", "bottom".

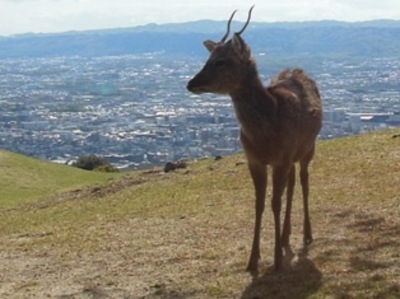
[{"left": 1, "top": 20, "right": 400, "bottom": 59}]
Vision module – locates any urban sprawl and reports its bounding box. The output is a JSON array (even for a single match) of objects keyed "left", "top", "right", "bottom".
[{"left": 1, "top": 55, "right": 399, "bottom": 169}]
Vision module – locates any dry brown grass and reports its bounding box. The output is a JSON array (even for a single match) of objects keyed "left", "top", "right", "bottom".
[{"left": 0, "top": 129, "right": 399, "bottom": 298}]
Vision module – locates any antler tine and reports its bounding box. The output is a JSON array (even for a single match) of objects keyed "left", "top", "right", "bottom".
[
  {"left": 220, "top": 9, "right": 238, "bottom": 43},
  {"left": 236, "top": 5, "right": 255, "bottom": 36}
]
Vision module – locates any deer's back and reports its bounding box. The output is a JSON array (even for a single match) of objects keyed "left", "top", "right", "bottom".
[
  {"left": 270, "top": 69, "right": 321, "bottom": 118},
  {"left": 270, "top": 69, "right": 322, "bottom": 159},
  {"left": 240, "top": 69, "right": 322, "bottom": 165}
]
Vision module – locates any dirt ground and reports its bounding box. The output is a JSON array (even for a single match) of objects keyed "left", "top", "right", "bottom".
[{"left": 1, "top": 189, "right": 399, "bottom": 299}]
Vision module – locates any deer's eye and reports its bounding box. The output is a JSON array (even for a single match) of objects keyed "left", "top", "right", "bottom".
[{"left": 215, "top": 60, "right": 226, "bottom": 68}]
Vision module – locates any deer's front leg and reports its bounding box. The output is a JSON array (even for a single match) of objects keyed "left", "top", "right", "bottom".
[{"left": 246, "top": 159, "right": 267, "bottom": 274}]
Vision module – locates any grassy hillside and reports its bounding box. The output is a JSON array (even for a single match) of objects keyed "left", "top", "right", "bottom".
[
  {"left": 0, "top": 150, "right": 121, "bottom": 208},
  {"left": 0, "top": 129, "right": 399, "bottom": 298}
]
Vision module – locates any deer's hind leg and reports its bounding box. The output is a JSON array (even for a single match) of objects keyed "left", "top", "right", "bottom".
[
  {"left": 300, "top": 146, "right": 315, "bottom": 245},
  {"left": 281, "top": 164, "right": 295, "bottom": 247},
  {"left": 271, "top": 163, "right": 291, "bottom": 271}
]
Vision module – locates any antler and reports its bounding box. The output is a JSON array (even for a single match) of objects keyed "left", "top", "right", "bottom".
[
  {"left": 220, "top": 10, "right": 237, "bottom": 43},
  {"left": 236, "top": 5, "right": 255, "bottom": 36}
]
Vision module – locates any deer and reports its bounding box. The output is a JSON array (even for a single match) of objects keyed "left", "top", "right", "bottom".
[{"left": 186, "top": 5, "right": 323, "bottom": 273}]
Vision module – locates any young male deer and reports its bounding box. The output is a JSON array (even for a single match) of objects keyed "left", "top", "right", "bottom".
[{"left": 187, "top": 6, "right": 322, "bottom": 272}]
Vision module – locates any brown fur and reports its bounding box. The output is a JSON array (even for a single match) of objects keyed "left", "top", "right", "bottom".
[{"left": 187, "top": 15, "right": 322, "bottom": 273}]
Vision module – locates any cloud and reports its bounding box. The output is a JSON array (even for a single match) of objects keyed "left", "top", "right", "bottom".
[{"left": 0, "top": 0, "right": 399, "bottom": 36}]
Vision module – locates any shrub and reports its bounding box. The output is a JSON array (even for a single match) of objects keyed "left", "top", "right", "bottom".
[
  {"left": 72, "top": 154, "right": 118, "bottom": 172},
  {"left": 164, "top": 161, "right": 188, "bottom": 173}
]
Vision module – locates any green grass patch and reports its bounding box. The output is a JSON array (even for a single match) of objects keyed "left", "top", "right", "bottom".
[{"left": 0, "top": 150, "right": 121, "bottom": 208}]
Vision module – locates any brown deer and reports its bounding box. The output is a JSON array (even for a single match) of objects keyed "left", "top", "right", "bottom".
[{"left": 187, "top": 6, "right": 322, "bottom": 272}]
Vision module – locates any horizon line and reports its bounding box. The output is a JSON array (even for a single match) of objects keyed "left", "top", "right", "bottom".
[{"left": 2, "top": 18, "right": 400, "bottom": 39}]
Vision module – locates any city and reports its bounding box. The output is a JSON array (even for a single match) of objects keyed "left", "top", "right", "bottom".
[{"left": 0, "top": 54, "right": 399, "bottom": 169}]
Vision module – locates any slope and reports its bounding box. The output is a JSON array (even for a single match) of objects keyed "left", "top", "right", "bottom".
[
  {"left": 0, "top": 149, "right": 121, "bottom": 208},
  {"left": 0, "top": 129, "right": 399, "bottom": 298}
]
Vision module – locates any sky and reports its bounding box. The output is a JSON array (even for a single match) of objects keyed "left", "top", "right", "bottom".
[{"left": 1, "top": 0, "right": 400, "bottom": 36}]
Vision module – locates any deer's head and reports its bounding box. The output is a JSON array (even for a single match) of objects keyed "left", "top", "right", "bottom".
[{"left": 187, "top": 6, "right": 255, "bottom": 95}]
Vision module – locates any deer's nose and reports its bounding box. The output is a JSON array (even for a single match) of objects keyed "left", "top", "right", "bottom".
[
  {"left": 186, "top": 79, "right": 194, "bottom": 92},
  {"left": 187, "top": 78, "right": 198, "bottom": 93}
]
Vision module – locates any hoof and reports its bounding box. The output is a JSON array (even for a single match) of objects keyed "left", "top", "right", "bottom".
[
  {"left": 274, "top": 261, "right": 284, "bottom": 272},
  {"left": 246, "top": 261, "right": 259, "bottom": 275},
  {"left": 281, "top": 235, "right": 290, "bottom": 247},
  {"left": 303, "top": 235, "right": 313, "bottom": 245}
]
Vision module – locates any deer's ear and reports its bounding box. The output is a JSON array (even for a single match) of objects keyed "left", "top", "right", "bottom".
[
  {"left": 203, "top": 40, "right": 217, "bottom": 52},
  {"left": 232, "top": 34, "right": 251, "bottom": 60}
]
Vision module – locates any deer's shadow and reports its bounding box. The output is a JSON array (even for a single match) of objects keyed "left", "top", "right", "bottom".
[{"left": 241, "top": 246, "right": 322, "bottom": 299}]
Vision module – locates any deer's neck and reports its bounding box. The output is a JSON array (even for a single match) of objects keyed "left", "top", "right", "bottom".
[{"left": 229, "top": 61, "right": 277, "bottom": 136}]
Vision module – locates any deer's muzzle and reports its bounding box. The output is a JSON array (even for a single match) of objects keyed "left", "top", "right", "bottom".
[{"left": 187, "top": 78, "right": 206, "bottom": 94}]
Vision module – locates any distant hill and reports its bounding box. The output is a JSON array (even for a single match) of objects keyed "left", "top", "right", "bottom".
[{"left": 0, "top": 20, "right": 400, "bottom": 59}]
